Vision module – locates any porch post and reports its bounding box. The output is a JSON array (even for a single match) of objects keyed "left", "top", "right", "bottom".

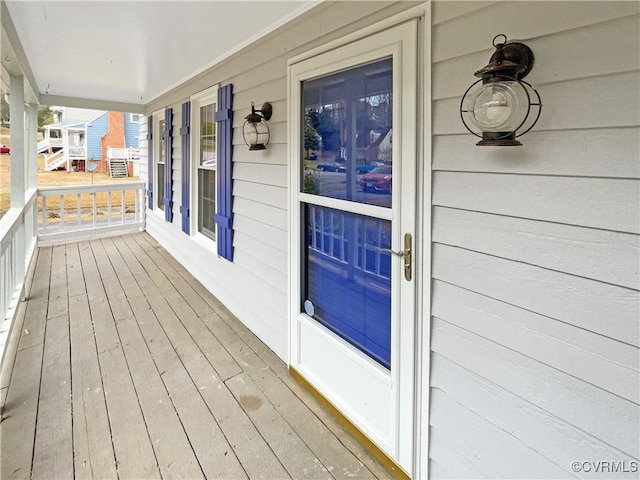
[
  {"left": 9, "top": 73, "right": 25, "bottom": 207},
  {"left": 9, "top": 73, "right": 26, "bottom": 285},
  {"left": 26, "top": 103, "right": 38, "bottom": 190}
]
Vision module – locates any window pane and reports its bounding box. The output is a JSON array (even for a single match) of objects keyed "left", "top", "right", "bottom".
[
  {"left": 199, "top": 168, "right": 216, "bottom": 240},
  {"left": 157, "top": 119, "right": 165, "bottom": 210},
  {"left": 200, "top": 104, "right": 216, "bottom": 168},
  {"left": 301, "top": 58, "right": 393, "bottom": 208},
  {"left": 303, "top": 204, "right": 392, "bottom": 368}
]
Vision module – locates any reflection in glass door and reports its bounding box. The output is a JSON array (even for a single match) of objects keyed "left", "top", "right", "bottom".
[{"left": 301, "top": 57, "right": 395, "bottom": 368}]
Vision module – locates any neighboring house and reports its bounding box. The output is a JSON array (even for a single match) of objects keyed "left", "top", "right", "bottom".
[
  {"left": 39, "top": 107, "right": 140, "bottom": 174},
  {"left": 1, "top": 1, "right": 638, "bottom": 479}
]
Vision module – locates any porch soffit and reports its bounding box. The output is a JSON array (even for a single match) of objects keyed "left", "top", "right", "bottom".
[{"left": 4, "top": 0, "right": 320, "bottom": 110}]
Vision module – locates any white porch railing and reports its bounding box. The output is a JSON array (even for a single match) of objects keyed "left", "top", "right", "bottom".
[
  {"left": 37, "top": 138, "right": 64, "bottom": 153},
  {"left": 68, "top": 146, "right": 86, "bottom": 158},
  {"left": 44, "top": 150, "right": 67, "bottom": 171},
  {"left": 1, "top": 190, "right": 38, "bottom": 357},
  {"left": 107, "top": 147, "right": 140, "bottom": 160},
  {"left": 38, "top": 182, "right": 145, "bottom": 243}
]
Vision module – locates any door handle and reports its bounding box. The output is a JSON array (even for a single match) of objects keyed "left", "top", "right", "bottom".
[{"left": 381, "top": 232, "right": 412, "bottom": 281}]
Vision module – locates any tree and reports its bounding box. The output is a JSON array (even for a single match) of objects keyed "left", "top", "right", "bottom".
[
  {"left": 303, "top": 115, "right": 320, "bottom": 157},
  {"left": 38, "top": 105, "right": 54, "bottom": 132}
]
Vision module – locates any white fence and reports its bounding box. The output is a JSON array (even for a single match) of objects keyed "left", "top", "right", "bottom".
[
  {"left": 38, "top": 182, "right": 146, "bottom": 244},
  {"left": 0, "top": 190, "right": 38, "bottom": 359},
  {"left": 107, "top": 147, "right": 140, "bottom": 160}
]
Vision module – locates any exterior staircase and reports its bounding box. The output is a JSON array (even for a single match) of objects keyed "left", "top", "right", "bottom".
[
  {"left": 108, "top": 159, "right": 128, "bottom": 178},
  {"left": 44, "top": 150, "right": 67, "bottom": 171}
]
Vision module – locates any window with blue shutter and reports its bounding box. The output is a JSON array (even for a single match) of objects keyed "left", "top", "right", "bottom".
[
  {"left": 147, "top": 115, "right": 153, "bottom": 209},
  {"left": 163, "top": 108, "right": 174, "bottom": 222},
  {"left": 215, "top": 84, "right": 233, "bottom": 261},
  {"left": 180, "top": 101, "right": 191, "bottom": 234}
]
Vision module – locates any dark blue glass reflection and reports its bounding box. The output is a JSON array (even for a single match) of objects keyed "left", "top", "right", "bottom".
[
  {"left": 304, "top": 204, "right": 392, "bottom": 368},
  {"left": 301, "top": 58, "right": 393, "bottom": 208}
]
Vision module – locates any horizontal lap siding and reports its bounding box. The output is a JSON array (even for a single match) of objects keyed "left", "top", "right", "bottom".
[
  {"left": 142, "top": 1, "right": 404, "bottom": 360},
  {"left": 429, "top": 1, "right": 640, "bottom": 478}
]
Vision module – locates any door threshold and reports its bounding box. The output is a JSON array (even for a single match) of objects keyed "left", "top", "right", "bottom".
[{"left": 289, "top": 366, "right": 410, "bottom": 480}]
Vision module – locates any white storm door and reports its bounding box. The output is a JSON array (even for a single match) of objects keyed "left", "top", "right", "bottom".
[{"left": 289, "top": 21, "right": 418, "bottom": 473}]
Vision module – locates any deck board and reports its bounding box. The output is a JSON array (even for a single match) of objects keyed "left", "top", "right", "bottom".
[
  {"left": 0, "top": 232, "right": 390, "bottom": 479},
  {"left": 32, "top": 315, "right": 73, "bottom": 479}
]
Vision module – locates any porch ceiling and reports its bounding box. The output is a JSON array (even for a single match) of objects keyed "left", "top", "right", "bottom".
[{"left": 3, "top": 0, "right": 319, "bottom": 110}]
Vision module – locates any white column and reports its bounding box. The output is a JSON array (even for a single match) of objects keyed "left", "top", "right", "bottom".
[
  {"left": 9, "top": 73, "right": 25, "bottom": 285},
  {"left": 9, "top": 73, "right": 25, "bottom": 208},
  {"left": 26, "top": 104, "right": 38, "bottom": 190}
]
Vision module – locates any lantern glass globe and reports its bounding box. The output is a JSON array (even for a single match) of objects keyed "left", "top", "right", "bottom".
[{"left": 470, "top": 81, "right": 529, "bottom": 132}]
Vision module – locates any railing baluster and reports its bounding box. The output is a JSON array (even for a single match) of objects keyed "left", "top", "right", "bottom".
[
  {"left": 42, "top": 196, "right": 47, "bottom": 234},
  {"left": 133, "top": 189, "right": 137, "bottom": 224},
  {"left": 107, "top": 191, "right": 112, "bottom": 226},
  {"left": 59, "top": 194, "right": 64, "bottom": 227},
  {"left": 77, "top": 194, "right": 81, "bottom": 226},
  {"left": 92, "top": 193, "right": 97, "bottom": 228}
]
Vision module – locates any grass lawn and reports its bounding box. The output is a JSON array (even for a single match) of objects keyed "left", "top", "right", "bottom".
[{"left": 0, "top": 153, "right": 142, "bottom": 218}]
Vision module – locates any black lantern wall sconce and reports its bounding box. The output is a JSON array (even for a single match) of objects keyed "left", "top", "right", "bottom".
[
  {"left": 243, "top": 102, "right": 273, "bottom": 150},
  {"left": 460, "top": 34, "right": 542, "bottom": 146}
]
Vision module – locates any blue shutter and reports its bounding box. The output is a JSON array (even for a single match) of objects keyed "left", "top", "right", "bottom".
[
  {"left": 180, "top": 101, "right": 191, "bottom": 234},
  {"left": 215, "top": 84, "right": 233, "bottom": 261},
  {"left": 147, "top": 115, "right": 153, "bottom": 209},
  {"left": 163, "top": 108, "right": 174, "bottom": 222}
]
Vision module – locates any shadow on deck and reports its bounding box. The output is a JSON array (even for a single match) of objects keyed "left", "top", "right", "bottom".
[{"left": 0, "top": 233, "right": 390, "bottom": 479}]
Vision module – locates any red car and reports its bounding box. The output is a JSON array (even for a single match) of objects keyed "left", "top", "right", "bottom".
[
  {"left": 359, "top": 166, "right": 392, "bottom": 192},
  {"left": 0, "top": 145, "right": 10, "bottom": 154}
]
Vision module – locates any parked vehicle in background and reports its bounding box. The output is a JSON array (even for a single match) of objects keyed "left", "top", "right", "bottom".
[
  {"left": 316, "top": 162, "right": 345, "bottom": 172},
  {"left": 359, "top": 165, "right": 392, "bottom": 192},
  {"left": 355, "top": 163, "right": 382, "bottom": 174},
  {"left": 0, "top": 145, "right": 10, "bottom": 154}
]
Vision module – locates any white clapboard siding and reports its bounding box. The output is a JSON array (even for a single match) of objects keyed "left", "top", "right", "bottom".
[
  {"left": 232, "top": 214, "right": 287, "bottom": 253},
  {"left": 428, "top": 428, "right": 502, "bottom": 479},
  {"left": 233, "top": 197, "right": 287, "bottom": 232},
  {"left": 426, "top": 460, "right": 453, "bottom": 480},
  {"left": 433, "top": 207, "right": 639, "bottom": 289},
  {"left": 432, "top": 0, "right": 640, "bottom": 62},
  {"left": 432, "top": 1, "right": 497, "bottom": 25},
  {"left": 433, "top": 14, "right": 640, "bottom": 100},
  {"left": 433, "top": 172, "right": 640, "bottom": 233},
  {"left": 431, "top": 354, "right": 640, "bottom": 477},
  {"left": 432, "top": 244, "right": 639, "bottom": 346},
  {"left": 432, "top": 281, "right": 639, "bottom": 402},
  {"left": 430, "top": 388, "right": 571, "bottom": 478},
  {"left": 233, "top": 180, "right": 287, "bottom": 210},
  {"left": 433, "top": 128, "right": 640, "bottom": 179},
  {"left": 232, "top": 139, "right": 288, "bottom": 165},
  {"left": 233, "top": 163, "right": 287, "bottom": 188},
  {"left": 430, "top": 1, "right": 639, "bottom": 478},
  {"left": 233, "top": 80, "right": 287, "bottom": 116},
  {"left": 431, "top": 318, "right": 639, "bottom": 457},
  {"left": 138, "top": 117, "right": 149, "bottom": 183},
  {"left": 233, "top": 249, "right": 287, "bottom": 294},
  {"left": 233, "top": 231, "right": 287, "bottom": 275},
  {"left": 435, "top": 71, "right": 640, "bottom": 135}
]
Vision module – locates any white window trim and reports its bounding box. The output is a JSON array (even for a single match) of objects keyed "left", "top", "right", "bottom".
[
  {"left": 130, "top": 113, "right": 141, "bottom": 123},
  {"left": 190, "top": 85, "right": 219, "bottom": 245},
  {"left": 152, "top": 108, "right": 165, "bottom": 216}
]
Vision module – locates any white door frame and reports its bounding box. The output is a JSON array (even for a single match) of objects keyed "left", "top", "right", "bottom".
[{"left": 287, "top": 6, "right": 432, "bottom": 474}]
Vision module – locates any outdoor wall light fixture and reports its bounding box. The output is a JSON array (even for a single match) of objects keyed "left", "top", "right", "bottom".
[
  {"left": 460, "top": 34, "right": 542, "bottom": 146},
  {"left": 243, "top": 102, "right": 272, "bottom": 150}
]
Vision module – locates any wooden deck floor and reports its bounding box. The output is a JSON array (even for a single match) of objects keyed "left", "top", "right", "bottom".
[{"left": 0, "top": 233, "right": 390, "bottom": 480}]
